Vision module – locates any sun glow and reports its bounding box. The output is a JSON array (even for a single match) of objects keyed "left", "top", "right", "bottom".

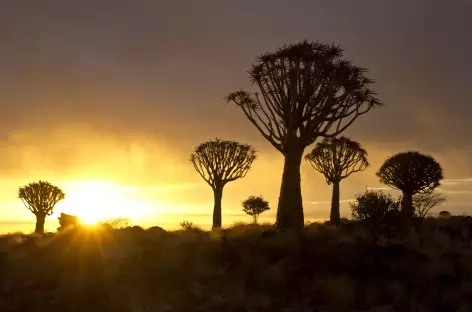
[{"left": 55, "top": 181, "right": 154, "bottom": 225}]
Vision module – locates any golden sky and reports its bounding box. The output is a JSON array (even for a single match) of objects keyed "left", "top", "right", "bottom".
[{"left": 2, "top": 123, "right": 472, "bottom": 233}]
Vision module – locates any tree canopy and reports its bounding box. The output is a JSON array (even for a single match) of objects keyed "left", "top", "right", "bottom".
[
  {"left": 226, "top": 40, "right": 382, "bottom": 153},
  {"left": 226, "top": 40, "right": 382, "bottom": 230},
  {"left": 305, "top": 136, "right": 369, "bottom": 184},
  {"left": 190, "top": 139, "right": 256, "bottom": 189},
  {"left": 18, "top": 180, "right": 65, "bottom": 217},
  {"left": 376, "top": 151, "right": 443, "bottom": 195}
]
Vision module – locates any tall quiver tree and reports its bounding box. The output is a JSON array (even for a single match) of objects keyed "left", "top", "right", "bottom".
[
  {"left": 376, "top": 151, "right": 443, "bottom": 218},
  {"left": 190, "top": 139, "right": 256, "bottom": 229},
  {"left": 305, "top": 137, "right": 369, "bottom": 225},
  {"left": 18, "top": 180, "right": 65, "bottom": 234},
  {"left": 227, "top": 40, "right": 382, "bottom": 230}
]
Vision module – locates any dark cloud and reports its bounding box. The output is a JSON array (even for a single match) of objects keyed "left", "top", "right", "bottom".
[{"left": 1, "top": 0, "right": 470, "bottom": 148}]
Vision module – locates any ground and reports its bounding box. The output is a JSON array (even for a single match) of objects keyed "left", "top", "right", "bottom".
[{"left": 1, "top": 218, "right": 472, "bottom": 312}]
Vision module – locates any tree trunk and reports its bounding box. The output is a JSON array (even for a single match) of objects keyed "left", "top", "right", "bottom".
[
  {"left": 330, "top": 181, "right": 341, "bottom": 226},
  {"left": 276, "top": 149, "right": 304, "bottom": 231},
  {"left": 401, "top": 191, "right": 414, "bottom": 218},
  {"left": 212, "top": 186, "right": 223, "bottom": 230},
  {"left": 35, "top": 213, "right": 46, "bottom": 234}
]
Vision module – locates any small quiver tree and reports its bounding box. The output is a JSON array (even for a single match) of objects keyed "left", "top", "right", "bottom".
[
  {"left": 376, "top": 151, "right": 443, "bottom": 218},
  {"left": 305, "top": 137, "right": 368, "bottom": 225},
  {"left": 227, "top": 40, "right": 382, "bottom": 230},
  {"left": 242, "top": 195, "right": 270, "bottom": 224},
  {"left": 190, "top": 139, "right": 256, "bottom": 229},
  {"left": 19, "top": 180, "right": 65, "bottom": 234}
]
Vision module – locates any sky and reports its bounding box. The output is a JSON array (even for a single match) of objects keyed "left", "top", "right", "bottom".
[{"left": 0, "top": 0, "right": 471, "bottom": 233}]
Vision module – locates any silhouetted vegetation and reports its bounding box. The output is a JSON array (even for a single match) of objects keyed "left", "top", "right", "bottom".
[
  {"left": 99, "top": 217, "right": 131, "bottom": 230},
  {"left": 57, "top": 213, "right": 79, "bottom": 232},
  {"left": 439, "top": 210, "right": 452, "bottom": 219},
  {"left": 306, "top": 137, "right": 369, "bottom": 225},
  {"left": 242, "top": 195, "right": 270, "bottom": 224},
  {"left": 18, "top": 181, "right": 65, "bottom": 234},
  {"left": 227, "top": 40, "right": 382, "bottom": 230},
  {"left": 413, "top": 192, "right": 447, "bottom": 221},
  {"left": 376, "top": 151, "right": 444, "bottom": 218},
  {"left": 2, "top": 217, "right": 472, "bottom": 311},
  {"left": 2, "top": 38, "right": 466, "bottom": 311},
  {"left": 351, "top": 190, "right": 402, "bottom": 243},
  {"left": 190, "top": 139, "right": 256, "bottom": 229}
]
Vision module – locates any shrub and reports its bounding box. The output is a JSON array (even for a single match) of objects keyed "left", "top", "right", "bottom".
[
  {"left": 99, "top": 217, "right": 130, "bottom": 230},
  {"left": 180, "top": 220, "right": 203, "bottom": 232},
  {"left": 351, "top": 190, "right": 402, "bottom": 243},
  {"left": 439, "top": 211, "right": 452, "bottom": 219}
]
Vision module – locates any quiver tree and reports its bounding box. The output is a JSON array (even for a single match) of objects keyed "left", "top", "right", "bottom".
[
  {"left": 305, "top": 137, "right": 368, "bottom": 225},
  {"left": 242, "top": 195, "right": 270, "bottom": 224},
  {"left": 190, "top": 139, "right": 256, "bottom": 229},
  {"left": 226, "top": 40, "right": 381, "bottom": 230},
  {"left": 18, "top": 180, "right": 65, "bottom": 234},
  {"left": 376, "top": 151, "right": 443, "bottom": 218}
]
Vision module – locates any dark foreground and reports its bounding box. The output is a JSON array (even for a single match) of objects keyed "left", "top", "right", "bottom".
[{"left": 1, "top": 218, "right": 472, "bottom": 312}]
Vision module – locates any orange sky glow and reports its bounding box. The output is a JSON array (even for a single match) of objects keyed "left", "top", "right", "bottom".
[{"left": 0, "top": 123, "right": 470, "bottom": 234}]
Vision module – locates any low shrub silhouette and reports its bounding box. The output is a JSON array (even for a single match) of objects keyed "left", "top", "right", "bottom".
[
  {"left": 180, "top": 220, "right": 204, "bottom": 234},
  {"left": 439, "top": 210, "right": 452, "bottom": 219},
  {"left": 57, "top": 213, "right": 79, "bottom": 232},
  {"left": 99, "top": 217, "right": 130, "bottom": 230},
  {"left": 351, "top": 190, "right": 402, "bottom": 243},
  {"left": 2, "top": 220, "right": 472, "bottom": 311}
]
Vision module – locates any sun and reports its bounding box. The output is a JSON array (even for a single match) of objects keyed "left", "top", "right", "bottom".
[{"left": 55, "top": 181, "right": 152, "bottom": 225}]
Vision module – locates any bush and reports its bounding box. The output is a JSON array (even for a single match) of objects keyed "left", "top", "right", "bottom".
[
  {"left": 180, "top": 220, "right": 203, "bottom": 233},
  {"left": 3, "top": 218, "right": 472, "bottom": 311},
  {"left": 99, "top": 217, "right": 130, "bottom": 230},
  {"left": 439, "top": 211, "right": 452, "bottom": 219},
  {"left": 351, "top": 190, "right": 402, "bottom": 243}
]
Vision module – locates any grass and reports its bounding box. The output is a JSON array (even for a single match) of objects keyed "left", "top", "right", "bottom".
[{"left": 1, "top": 218, "right": 472, "bottom": 311}]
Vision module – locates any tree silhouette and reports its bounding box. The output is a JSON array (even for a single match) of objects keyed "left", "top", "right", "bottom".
[
  {"left": 242, "top": 195, "right": 270, "bottom": 224},
  {"left": 190, "top": 139, "right": 256, "bottom": 229},
  {"left": 226, "top": 40, "right": 381, "bottom": 230},
  {"left": 305, "top": 137, "right": 368, "bottom": 226},
  {"left": 376, "top": 151, "right": 443, "bottom": 218},
  {"left": 18, "top": 180, "right": 65, "bottom": 234},
  {"left": 413, "top": 192, "right": 447, "bottom": 221}
]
